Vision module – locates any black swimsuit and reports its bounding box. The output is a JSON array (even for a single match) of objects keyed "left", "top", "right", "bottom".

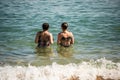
[
  {"left": 37, "top": 32, "right": 50, "bottom": 47},
  {"left": 61, "top": 37, "right": 72, "bottom": 41},
  {"left": 60, "top": 36, "right": 72, "bottom": 47},
  {"left": 38, "top": 39, "right": 50, "bottom": 47}
]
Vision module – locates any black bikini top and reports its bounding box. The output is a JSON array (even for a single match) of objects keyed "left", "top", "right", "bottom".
[{"left": 61, "top": 36, "right": 72, "bottom": 41}]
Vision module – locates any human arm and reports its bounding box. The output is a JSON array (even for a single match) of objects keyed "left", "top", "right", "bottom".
[
  {"left": 35, "top": 32, "right": 39, "bottom": 43},
  {"left": 57, "top": 33, "right": 61, "bottom": 45},
  {"left": 70, "top": 32, "right": 74, "bottom": 44},
  {"left": 49, "top": 33, "right": 54, "bottom": 44}
]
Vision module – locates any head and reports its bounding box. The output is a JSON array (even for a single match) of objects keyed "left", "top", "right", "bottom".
[
  {"left": 61, "top": 22, "right": 68, "bottom": 30},
  {"left": 42, "top": 23, "right": 49, "bottom": 31}
]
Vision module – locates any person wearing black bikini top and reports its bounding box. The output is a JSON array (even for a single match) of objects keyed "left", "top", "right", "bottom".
[{"left": 57, "top": 22, "right": 74, "bottom": 47}]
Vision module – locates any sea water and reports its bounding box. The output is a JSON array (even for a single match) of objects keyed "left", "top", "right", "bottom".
[{"left": 0, "top": 0, "right": 120, "bottom": 80}]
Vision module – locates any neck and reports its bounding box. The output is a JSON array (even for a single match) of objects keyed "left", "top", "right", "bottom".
[
  {"left": 62, "top": 30, "right": 67, "bottom": 33},
  {"left": 43, "top": 30, "right": 48, "bottom": 32}
]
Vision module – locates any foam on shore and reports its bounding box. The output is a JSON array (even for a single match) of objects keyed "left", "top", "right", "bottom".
[{"left": 0, "top": 58, "right": 120, "bottom": 80}]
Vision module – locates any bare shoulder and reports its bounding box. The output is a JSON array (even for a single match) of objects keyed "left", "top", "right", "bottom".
[
  {"left": 37, "top": 31, "right": 42, "bottom": 34},
  {"left": 68, "top": 31, "right": 73, "bottom": 37},
  {"left": 58, "top": 32, "right": 62, "bottom": 35},
  {"left": 49, "top": 32, "right": 52, "bottom": 36},
  {"left": 68, "top": 31, "right": 73, "bottom": 35},
  {"left": 46, "top": 32, "right": 52, "bottom": 36}
]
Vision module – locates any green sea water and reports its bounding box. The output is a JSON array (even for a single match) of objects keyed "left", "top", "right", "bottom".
[{"left": 0, "top": 0, "right": 120, "bottom": 66}]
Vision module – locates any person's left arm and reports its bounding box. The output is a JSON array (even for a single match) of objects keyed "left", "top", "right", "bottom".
[{"left": 70, "top": 32, "right": 74, "bottom": 44}]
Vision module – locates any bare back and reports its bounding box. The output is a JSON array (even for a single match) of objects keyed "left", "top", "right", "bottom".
[
  {"left": 57, "top": 31, "right": 74, "bottom": 47},
  {"left": 35, "top": 31, "right": 53, "bottom": 47}
]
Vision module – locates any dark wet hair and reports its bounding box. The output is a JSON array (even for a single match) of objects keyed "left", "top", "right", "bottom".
[
  {"left": 42, "top": 23, "right": 49, "bottom": 30},
  {"left": 61, "top": 22, "right": 68, "bottom": 30}
]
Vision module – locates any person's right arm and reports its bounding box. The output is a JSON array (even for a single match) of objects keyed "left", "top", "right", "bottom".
[
  {"left": 57, "top": 33, "right": 61, "bottom": 45},
  {"left": 35, "top": 32, "right": 39, "bottom": 43}
]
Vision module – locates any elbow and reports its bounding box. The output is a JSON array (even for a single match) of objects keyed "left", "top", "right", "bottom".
[
  {"left": 51, "top": 41, "right": 54, "bottom": 44},
  {"left": 50, "top": 42, "right": 53, "bottom": 44},
  {"left": 71, "top": 41, "right": 74, "bottom": 44},
  {"left": 50, "top": 39, "right": 54, "bottom": 44},
  {"left": 72, "top": 41, "right": 74, "bottom": 44}
]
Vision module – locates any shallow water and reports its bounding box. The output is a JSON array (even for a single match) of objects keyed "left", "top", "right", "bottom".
[{"left": 0, "top": 0, "right": 120, "bottom": 79}]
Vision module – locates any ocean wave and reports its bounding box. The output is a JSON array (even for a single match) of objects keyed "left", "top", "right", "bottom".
[{"left": 0, "top": 58, "right": 120, "bottom": 80}]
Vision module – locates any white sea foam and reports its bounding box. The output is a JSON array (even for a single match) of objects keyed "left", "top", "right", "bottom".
[{"left": 0, "top": 58, "right": 120, "bottom": 80}]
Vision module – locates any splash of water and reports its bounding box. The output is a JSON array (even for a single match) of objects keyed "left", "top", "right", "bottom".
[{"left": 0, "top": 58, "right": 120, "bottom": 80}]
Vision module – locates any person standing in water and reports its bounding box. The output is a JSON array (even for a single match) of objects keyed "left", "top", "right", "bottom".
[
  {"left": 57, "top": 22, "right": 74, "bottom": 47},
  {"left": 57, "top": 22, "right": 74, "bottom": 57},
  {"left": 35, "top": 23, "right": 54, "bottom": 48}
]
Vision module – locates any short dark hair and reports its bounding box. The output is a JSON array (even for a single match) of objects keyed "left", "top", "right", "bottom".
[
  {"left": 42, "top": 23, "right": 49, "bottom": 30},
  {"left": 61, "top": 22, "right": 68, "bottom": 30}
]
